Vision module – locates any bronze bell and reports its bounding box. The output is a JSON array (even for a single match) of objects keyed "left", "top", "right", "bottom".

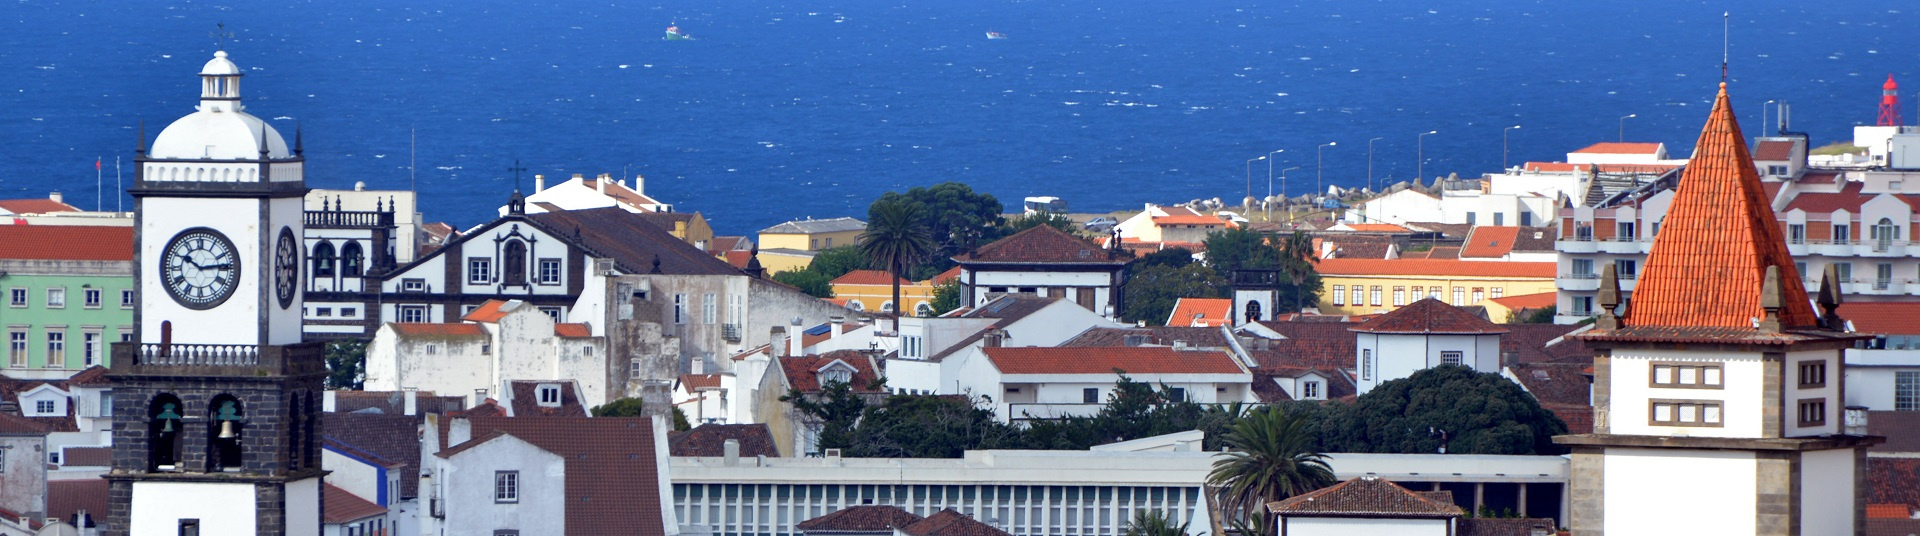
[{"left": 218, "top": 420, "right": 236, "bottom": 439}]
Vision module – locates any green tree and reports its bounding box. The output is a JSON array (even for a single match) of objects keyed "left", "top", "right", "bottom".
[
  {"left": 591, "top": 397, "right": 648, "bottom": 417},
  {"left": 1207, "top": 406, "right": 1337, "bottom": 528},
  {"left": 324, "top": 340, "right": 367, "bottom": 390},
  {"left": 1135, "top": 247, "right": 1196, "bottom": 270},
  {"left": 1123, "top": 263, "right": 1228, "bottom": 326},
  {"left": 927, "top": 279, "right": 965, "bottom": 317},
  {"left": 873, "top": 182, "right": 1006, "bottom": 278},
  {"left": 808, "top": 245, "right": 872, "bottom": 280},
  {"left": 1276, "top": 231, "right": 1319, "bottom": 313},
  {"left": 1003, "top": 212, "right": 1075, "bottom": 234},
  {"left": 1344, "top": 365, "right": 1568, "bottom": 455},
  {"left": 672, "top": 407, "right": 692, "bottom": 431},
  {"left": 861, "top": 199, "right": 937, "bottom": 331},
  {"left": 781, "top": 379, "right": 874, "bottom": 454},
  {"left": 772, "top": 269, "right": 834, "bottom": 298},
  {"left": 1202, "top": 228, "right": 1280, "bottom": 273},
  {"left": 1121, "top": 510, "right": 1190, "bottom": 536},
  {"left": 845, "top": 394, "right": 1026, "bottom": 458}
]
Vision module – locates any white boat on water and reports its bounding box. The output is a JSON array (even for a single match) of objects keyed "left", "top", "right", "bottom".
[{"left": 985, "top": 31, "right": 1008, "bottom": 40}]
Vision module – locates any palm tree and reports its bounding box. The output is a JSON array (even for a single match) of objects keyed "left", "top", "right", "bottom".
[
  {"left": 1207, "top": 406, "right": 1335, "bottom": 529},
  {"left": 860, "top": 199, "right": 936, "bottom": 331},
  {"left": 1121, "top": 510, "right": 1190, "bottom": 536},
  {"left": 1276, "top": 231, "right": 1316, "bottom": 313}
]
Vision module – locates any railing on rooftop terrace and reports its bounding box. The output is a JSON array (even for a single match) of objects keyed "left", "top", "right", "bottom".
[
  {"left": 133, "top": 343, "right": 258, "bottom": 366},
  {"left": 305, "top": 210, "right": 394, "bottom": 228},
  {"left": 1560, "top": 273, "right": 1599, "bottom": 280}
]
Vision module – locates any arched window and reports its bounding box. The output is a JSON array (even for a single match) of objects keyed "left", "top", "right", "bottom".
[
  {"left": 1874, "top": 218, "right": 1900, "bottom": 252},
  {"left": 914, "top": 302, "right": 934, "bottom": 317},
  {"left": 502, "top": 240, "right": 528, "bottom": 285},
  {"left": 148, "top": 394, "right": 185, "bottom": 472},
  {"left": 303, "top": 392, "right": 318, "bottom": 469},
  {"left": 208, "top": 394, "right": 244, "bottom": 472},
  {"left": 288, "top": 394, "right": 302, "bottom": 471},
  {"left": 880, "top": 301, "right": 896, "bottom": 313},
  {"left": 341, "top": 242, "right": 365, "bottom": 277},
  {"left": 847, "top": 301, "right": 865, "bottom": 312},
  {"left": 1245, "top": 300, "right": 1264, "bottom": 323},
  {"left": 313, "top": 242, "right": 336, "bottom": 277}
]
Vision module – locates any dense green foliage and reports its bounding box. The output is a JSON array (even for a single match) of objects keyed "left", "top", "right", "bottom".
[
  {"left": 1002, "top": 212, "right": 1076, "bottom": 234},
  {"left": 588, "top": 399, "right": 691, "bottom": 430},
  {"left": 1278, "top": 366, "right": 1569, "bottom": 455},
  {"left": 1198, "top": 228, "right": 1321, "bottom": 316},
  {"left": 807, "top": 245, "right": 872, "bottom": 280},
  {"left": 927, "top": 279, "right": 965, "bottom": 317},
  {"left": 1514, "top": 304, "right": 1558, "bottom": 324},
  {"left": 871, "top": 182, "right": 1006, "bottom": 280},
  {"left": 324, "top": 340, "right": 367, "bottom": 390},
  {"left": 1203, "top": 227, "right": 1282, "bottom": 272},
  {"left": 781, "top": 379, "right": 874, "bottom": 453},
  {"left": 845, "top": 395, "right": 1026, "bottom": 458},
  {"left": 1121, "top": 510, "right": 1190, "bottom": 536},
  {"left": 771, "top": 269, "right": 834, "bottom": 298},
  {"left": 1207, "top": 406, "right": 1337, "bottom": 526},
  {"left": 1134, "top": 247, "right": 1196, "bottom": 270},
  {"left": 1122, "top": 263, "right": 1228, "bottom": 326}
]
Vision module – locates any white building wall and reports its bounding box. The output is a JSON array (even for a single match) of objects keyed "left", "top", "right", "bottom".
[
  {"left": 362, "top": 324, "right": 493, "bottom": 401},
  {"left": 963, "top": 270, "right": 1119, "bottom": 312},
  {"left": 1347, "top": 189, "right": 1443, "bottom": 225},
  {"left": 1800, "top": 448, "right": 1856, "bottom": 536},
  {"left": 1601, "top": 448, "right": 1756, "bottom": 536},
  {"left": 1354, "top": 333, "right": 1500, "bottom": 395},
  {"left": 287, "top": 477, "right": 322, "bottom": 536},
  {"left": 441, "top": 436, "right": 566, "bottom": 536},
  {"left": 321, "top": 448, "right": 383, "bottom": 505},
  {"left": 1277, "top": 516, "right": 1449, "bottom": 536},
  {"left": 1607, "top": 350, "right": 1765, "bottom": 438},
  {"left": 1784, "top": 349, "right": 1842, "bottom": 437},
  {"left": 139, "top": 196, "right": 273, "bottom": 346},
  {"left": 129, "top": 481, "right": 259, "bottom": 536},
  {"left": 1845, "top": 348, "right": 1920, "bottom": 410}
]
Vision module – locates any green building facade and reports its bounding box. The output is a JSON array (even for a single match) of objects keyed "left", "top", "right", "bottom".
[{"left": 1, "top": 245, "right": 134, "bottom": 375}]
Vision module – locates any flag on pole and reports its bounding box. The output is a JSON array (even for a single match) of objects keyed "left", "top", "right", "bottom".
[{"left": 96, "top": 158, "right": 101, "bottom": 170}]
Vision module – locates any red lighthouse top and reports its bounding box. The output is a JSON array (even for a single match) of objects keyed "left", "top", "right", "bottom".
[
  {"left": 1881, "top": 74, "right": 1902, "bottom": 126},
  {"left": 1886, "top": 74, "right": 1899, "bottom": 92}
]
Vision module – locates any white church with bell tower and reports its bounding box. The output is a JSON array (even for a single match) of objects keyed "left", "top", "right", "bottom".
[{"left": 105, "top": 49, "right": 326, "bottom": 536}]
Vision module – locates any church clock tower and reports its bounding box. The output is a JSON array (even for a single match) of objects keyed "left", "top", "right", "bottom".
[{"left": 105, "top": 50, "right": 325, "bottom": 536}]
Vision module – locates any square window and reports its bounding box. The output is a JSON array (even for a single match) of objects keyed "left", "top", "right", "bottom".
[
  {"left": 1441, "top": 351, "right": 1463, "bottom": 366},
  {"left": 399, "top": 305, "right": 427, "bottom": 323},
  {"left": 538, "top": 385, "right": 561, "bottom": 406},
  {"left": 341, "top": 308, "right": 356, "bottom": 317},
  {"left": 402, "top": 279, "right": 427, "bottom": 292},
  {"left": 538, "top": 259, "right": 563, "bottom": 285},
  {"left": 84, "top": 289, "right": 102, "bottom": 308},
  {"left": 1303, "top": 381, "right": 1320, "bottom": 399},
  {"left": 495, "top": 471, "right": 519, "bottom": 503},
  {"left": 46, "top": 288, "right": 65, "bottom": 308},
  {"left": 35, "top": 400, "right": 54, "bottom": 414},
  {"left": 468, "top": 258, "right": 493, "bottom": 285},
  {"left": 8, "top": 288, "right": 24, "bottom": 307},
  {"left": 1652, "top": 403, "right": 1673, "bottom": 422},
  {"left": 1082, "top": 388, "right": 1098, "bottom": 404}
]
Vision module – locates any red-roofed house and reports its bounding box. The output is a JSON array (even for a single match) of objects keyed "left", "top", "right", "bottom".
[
  {"left": 368, "top": 298, "right": 611, "bottom": 407},
  {"left": 0, "top": 194, "right": 80, "bottom": 216},
  {"left": 1483, "top": 291, "right": 1557, "bottom": 323},
  {"left": 1165, "top": 297, "right": 1232, "bottom": 327},
  {"left": 955, "top": 225, "right": 1132, "bottom": 315},
  {"left": 949, "top": 346, "right": 1251, "bottom": 422},
  {"left": 430, "top": 416, "right": 668, "bottom": 536},
  {"left": 1314, "top": 258, "right": 1556, "bottom": 316},
  {"left": 1113, "top": 204, "right": 1236, "bottom": 247},
  {"left": 1567, "top": 142, "right": 1669, "bottom": 164},
  {"left": 1266, "top": 477, "right": 1463, "bottom": 535},
  {"left": 1351, "top": 298, "right": 1507, "bottom": 395},
  {"left": 760, "top": 351, "right": 886, "bottom": 455},
  {"left": 322, "top": 482, "right": 389, "bottom": 535}
]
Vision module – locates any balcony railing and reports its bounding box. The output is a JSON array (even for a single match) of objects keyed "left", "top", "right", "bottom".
[
  {"left": 305, "top": 210, "right": 394, "bottom": 229},
  {"left": 113, "top": 341, "right": 326, "bottom": 375},
  {"left": 722, "top": 323, "right": 742, "bottom": 342},
  {"left": 132, "top": 343, "right": 258, "bottom": 366}
]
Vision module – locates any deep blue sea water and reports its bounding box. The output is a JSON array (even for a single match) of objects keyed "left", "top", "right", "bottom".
[{"left": 2, "top": 0, "right": 1917, "bottom": 233}]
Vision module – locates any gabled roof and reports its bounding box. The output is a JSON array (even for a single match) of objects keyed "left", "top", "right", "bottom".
[
  {"left": 440, "top": 417, "right": 666, "bottom": 536},
  {"left": 1507, "top": 362, "right": 1592, "bottom": 407},
  {"left": 1869, "top": 458, "right": 1920, "bottom": 519},
  {"left": 0, "top": 225, "right": 133, "bottom": 261},
  {"left": 796, "top": 505, "right": 924, "bottom": 533},
  {"left": 957, "top": 225, "right": 1131, "bottom": 265},
  {"left": 1842, "top": 302, "right": 1920, "bottom": 335},
  {"left": 323, "top": 483, "right": 388, "bottom": 524},
  {"left": 669, "top": 423, "right": 781, "bottom": 458},
  {"left": 930, "top": 266, "right": 963, "bottom": 285},
  {"left": 1753, "top": 140, "right": 1796, "bottom": 161},
  {"left": 1166, "top": 298, "right": 1232, "bottom": 327},
  {"left": 780, "top": 351, "right": 883, "bottom": 393},
  {"left": 554, "top": 323, "right": 594, "bottom": 338},
  {"left": 507, "top": 380, "right": 588, "bottom": 417},
  {"left": 0, "top": 198, "right": 79, "bottom": 214},
  {"left": 1267, "top": 477, "right": 1463, "bottom": 518},
  {"left": 1250, "top": 320, "right": 1362, "bottom": 370},
  {"left": 529, "top": 208, "right": 742, "bottom": 276},
  {"left": 323, "top": 411, "right": 425, "bottom": 497},
  {"left": 760, "top": 217, "right": 866, "bottom": 235},
  {"left": 899, "top": 509, "right": 1013, "bottom": 536},
  {"left": 832, "top": 269, "right": 913, "bottom": 286},
  {"left": 46, "top": 480, "right": 107, "bottom": 530},
  {"left": 1623, "top": 84, "right": 1819, "bottom": 331},
  {"left": 1487, "top": 291, "right": 1556, "bottom": 311},
  {"left": 677, "top": 374, "right": 723, "bottom": 392},
  {"left": 387, "top": 323, "right": 487, "bottom": 337},
  {"left": 1063, "top": 326, "right": 1233, "bottom": 349},
  {"left": 462, "top": 299, "right": 514, "bottom": 322},
  {"left": 1352, "top": 298, "right": 1508, "bottom": 335},
  {"left": 64, "top": 366, "right": 112, "bottom": 387},
  {"left": 982, "top": 347, "right": 1245, "bottom": 375},
  {"left": 1313, "top": 258, "right": 1553, "bottom": 278},
  {"left": 1459, "top": 226, "right": 1520, "bottom": 258},
  {"left": 1571, "top": 142, "right": 1663, "bottom": 155}
]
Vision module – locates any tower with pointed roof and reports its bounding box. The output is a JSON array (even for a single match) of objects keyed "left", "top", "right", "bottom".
[
  {"left": 1554, "top": 84, "right": 1880, "bottom": 536},
  {"left": 1880, "top": 74, "right": 1901, "bottom": 127}
]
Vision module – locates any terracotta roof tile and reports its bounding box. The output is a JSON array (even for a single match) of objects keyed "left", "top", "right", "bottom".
[
  {"left": 61, "top": 446, "right": 112, "bottom": 467},
  {"left": 899, "top": 509, "right": 1013, "bottom": 536},
  {"left": 958, "top": 225, "right": 1130, "bottom": 265},
  {"left": 982, "top": 347, "right": 1245, "bottom": 375},
  {"left": 678, "top": 374, "right": 723, "bottom": 392},
  {"left": 1868, "top": 504, "right": 1911, "bottom": 520},
  {"left": 323, "top": 411, "right": 426, "bottom": 497},
  {"left": 581, "top": 178, "right": 669, "bottom": 211},
  {"left": 1166, "top": 298, "right": 1233, "bottom": 327},
  {"left": 1343, "top": 223, "right": 1411, "bottom": 233},
  {"left": 330, "top": 390, "right": 467, "bottom": 417},
  {"left": 1520, "top": 162, "right": 1680, "bottom": 174},
  {"left": 1623, "top": 84, "right": 1818, "bottom": 330},
  {"left": 1456, "top": 518, "right": 1561, "bottom": 536},
  {"left": 1507, "top": 362, "right": 1592, "bottom": 406},
  {"left": 528, "top": 208, "right": 743, "bottom": 276},
  {"left": 0, "top": 411, "right": 51, "bottom": 435},
  {"left": 323, "top": 483, "right": 388, "bottom": 524},
  {"left": 65, "top": 365, "right": 112, "bottom": 387},
  {"left": 507, "top": 381, "right": 589, "bottom": 418},
  {"left": 832, "top": 269, "right": 912, "bottom": 286},
  {"left": 442, "top": 417, "right": 666, "bottom": 535},
  {"left": 554, "top": 323, "right": 593, "bottom": 338},
  {"left": 1571, "top": 142, "right": 1663, "bottom": 155},
  {"left": 0, "top": 225, "right": 132, "bottom": 261},
  {"left": 1783, "top": 181, "right": 1875, "bottom": 213},
  {"left": 1487, "top": 291, "right": 1557, "bottom": 311},
  {"left": 669, "top": 423, "right": 781, "bottom": 458},
  {"left": 798, "top": 504, "right": 924, "bottom": 532},
  {"left": 1267, "top": 477, "right": 1462, "bottom": 517},
  {"left": 462, "top": 300, "right": 511, "bottom": 322},
  {"left": 1754, "top": 140, "right": 1796, "bottom": 162},
  {"left": 1839, "top": 303, "right": 1920, "bottom": 335},
  {"left": 1868, "top": 411, "right": 1920, "bottom": 454},
  {"left": 1061, "top": 326, "right": 1233, "bottom": 348},
  {"left": 1250, "top": 321, "right": 1361, "bottom": 370},
  {"left": 1352, "top": 299, "right": 1507, "bottom": 334},
  {"left": 46, "top": 480, "right": 107, "bottom": 528},
  {"left": 1313, "top": 258, "right": 1554, "bottom": 278},
  {"left": 388, "top": 323, "right": 487, "bottom": 337},
  {"left": 930, "top": 266, "right": 962, "bottom": 285},
  {"left": 1500, "top": 323, "right": 1590, "bottom": 364},
  {"left": 1542, "top": 402, "right": 1595, "bottom": 435},
  {"left": 780, "top": 351, "right": 884, "bottom": 393},
  {"left": 1869, "top": 458, "right": 1920, "bottom": 514},
  {"left": 0, "top": 198, "right": 80, "bottom": 214},
  {"left": 1151, "top": 214, "right": 1230, "bottom": 226},
  {"left": 1460, "top": 226, "right": 1520, "bottom": 258}
]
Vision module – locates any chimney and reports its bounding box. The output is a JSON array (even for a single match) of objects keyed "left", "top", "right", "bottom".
[
  {"left": 984, "top": 328, "right": 1007, "bottom": 348},
  {"left": 322, "top": 391, "right": 337, "bottom": 413},
  {"left": 1845, "top": 406, "right": 1870, "bottom": 436},
  {"left": 690, "top": 358, "right": 704, "bottom": 375},
  {"left": 789, "top": 317, "right": 805, "bottom": 356},
  {"left": 634, "top": 174, "right": 645, "bottom": 195},
  {"left": 830, "top": 315, "right": 845, "bottom": 338},
  {"left": 723, "top": 439, "right": 740, "bottom": 466},
  {"left": 771, "top": 327, "right": 789, "bottom": 358},
  {"left": 534, "top": 174, "right": 546, "bottom": 192},
  {"left": 49, "top": 191, "right": 62, "bottom": 204},
  {"left": 403, "top": 388, "right": 419, "bottom": 416},
  {"left": 596, "top": 173, "right": 608, "bottom": 194}
]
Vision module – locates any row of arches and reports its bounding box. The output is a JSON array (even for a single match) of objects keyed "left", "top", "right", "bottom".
[
  {"left": 312, "top": 241, "right": 366, "bottom": 278},
  {"left": 145, "top": 165, "right": 259, "bottom": 183},
  {"left": 844, "top": 300, "right": 936, "bottom": 317},
  {"left": 145, "top": 391, "right": 317, "bottom": 473}
]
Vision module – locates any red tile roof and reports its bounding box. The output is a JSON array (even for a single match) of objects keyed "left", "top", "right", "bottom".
[
  {"left": 780, "top": 351, "right": 884, "bottom": 393},
  {"left": 1840, "top": 303, "right": 1920, "bottom": 335},
  {"left": 1753, "top": 140, "right": 1796, "bottom": 161},
  {"left": 1624, "top": 84, "right": 1819, "bottom": 330},
  {"left": 982, "top": 346, "right": 1245, "bottom": 375},
  {"left": 1252, "top": 320, "right": 1362, "bottom": 370},
  {"left": 443, "top": 417, "right": 666, "bottom": 536},
  {"left": 61, "top": 446, "right": 112, "bottom": 467},
  {"left": 669, "top": 423, "right": 782, "bottom": 458},
  {"left": 678, "top": 374, "right": 723, "bottom": 392},
  {"left": 1571, "top": 142, "right": 1662, "bottom": 155},
  {"left": 1352, "top": 298, "right": 1507, "bottom": 334},
  {"left": 46, "top": 480, "right": 107, "bottom": 528},
  {"left": 958, "top": 225, "right": 1130, "bottom": 265},
  {"left": 323, "top": 483, "right": 388, "bottom": 524},
  {"left": 1869, "top": 458, "right": 1920, "bottom": 517},
  {"left": 1487, "top": 291, "right": 1557, "bottom": 311},
  {"left": 832, "top": 269, "right": 912, "bottom": 286},
  {"left": 0, "top": 412, "right": 51, "bottom": 435},
  {"left": 554, "top": 323, "right": 593, "bottom": 338},
  {"left": 1151, "top": 214, "right": 1230, "bottom": 226},
  {"left": 1313, "top": 258, "right": 1554, "bottom": 278},
  {"left": 462, "top": 299, "right": 512, "bottom": 322},
  {"left": 388, "top": 323, "right": 487, "bottom": 337},
  {"left": 65, "top": 365, "right": 112, "bottom": 387},
  {"left": 1166, "top": 297, "right": 1233, "bottom": 327},
  {"left": 1267, "top": 477, "right": 1463, "bottom": 518},
  {"left": 323, "top": 411, "right": 429, "bottom": 498},
  {"left": 582, "top": 178, "right": 668, "bottom": 211},
  {"left": 1460, "top": 226, "right": 1520, "bottom": 258},
  {"left": 1868, "top": 410, "right": 1920, "bottom": 454},
  {"left": 1868, "top": 504, "right": 1911, "bottom": 519},
  {"left": 899, "top": 509, "right": 1014, "bottom": 536},
  {"left": 1342, "top": 223, "right": 1410, "bottom": 233},
  {"left": 797, "top": 505, "right": 924, "bottom": 533},
  {"left": 930, "top": 266, "right": 962, "bottom": 285},
  {"left": 0, "top": 225, "right": 132, "bottom": 261},
  {"left": 0, "top": 198, "right": 79, "bottom": 214},
  {"left": 507, "top": 381, "right": 588, "bottom": 418},
  {"left": 1521, "top": 162, "right": 1680, "bottom": 174}
]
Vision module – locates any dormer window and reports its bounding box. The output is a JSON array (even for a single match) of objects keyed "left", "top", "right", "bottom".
[
  {"left": 537, "top": 384, "right": 562, "bottom": 407},
  {"left": 820, "top": 363, "right": 854, "bottom": 386}
]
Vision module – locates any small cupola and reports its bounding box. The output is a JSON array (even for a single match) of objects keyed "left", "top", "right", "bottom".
[{"left": 199, "top": 51, "right": 244, "bottom": 110}]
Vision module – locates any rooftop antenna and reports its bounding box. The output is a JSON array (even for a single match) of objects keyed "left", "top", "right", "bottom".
[
  {"left": 210, "top": 22, "right": 233, "bottom": 51},
  {"left": 1721, "top": 11, "right": 1730, "bottom": 83}
]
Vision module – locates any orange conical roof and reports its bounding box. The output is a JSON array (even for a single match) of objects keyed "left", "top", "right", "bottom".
[{"left": 1625, "top": 83, "right": 1819, "bottom": 329}]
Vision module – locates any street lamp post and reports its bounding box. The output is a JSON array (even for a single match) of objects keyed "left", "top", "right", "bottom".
[
  {"left": 1503, "top": 125, "right": 1522, "bottom": 170},
  {"left": 1417, "top": 130, "right": 1438, "bottom": 184},
  {"left": 1265, "top": 149, "right": 1285, "bottom": 222},
  {"left": 1763, "top": 100, "right": 1777, "bottom": 135},
  {"left": 1279, "top": 167, "right": 1301, "bottom": 223},
  {"left": 1367, "top": 137, "right": 1384, "bottom": 193},
  {"left": 1317, "top": 142, "right": 1337, "bottom": 212},
  {"left": 1619, "top": 114, "right": 1637, "bottom": 142},
  {"left": 1246, "top": 155, "right": 1266, "bottom": 213}
]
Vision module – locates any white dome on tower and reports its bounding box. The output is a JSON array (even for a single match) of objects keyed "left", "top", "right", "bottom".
[{"left": 149, "top": 51, "right": 291, "bottom": 161}]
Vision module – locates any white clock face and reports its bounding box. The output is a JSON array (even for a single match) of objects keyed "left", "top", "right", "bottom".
[{"left": 161, "top": 228, "right": 240, "bottom": 309}]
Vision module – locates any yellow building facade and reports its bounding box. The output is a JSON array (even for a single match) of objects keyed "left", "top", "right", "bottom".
[
  {"left": 757, "top": 217, "right": 866, "bottom": 251},
  {"left": 1312, "top": 258, "right": 1557, "bottom": 316}
]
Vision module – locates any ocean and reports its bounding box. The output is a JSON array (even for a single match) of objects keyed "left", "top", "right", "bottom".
[{"left": 1, "top": 0, "right": 1915, "bottom": 233}]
